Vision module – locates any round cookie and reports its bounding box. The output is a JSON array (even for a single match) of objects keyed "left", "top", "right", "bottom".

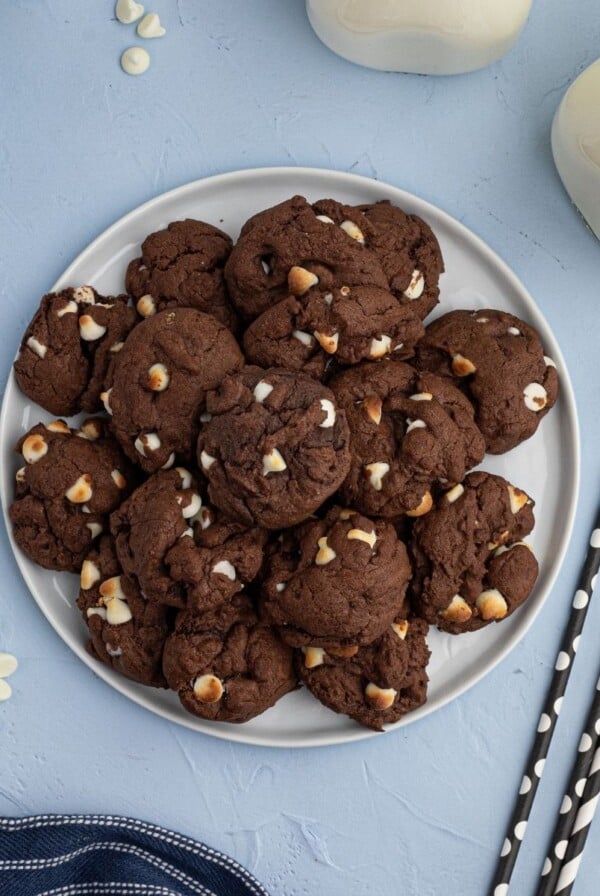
[
  {"left": 415, "top": 308, "right": 559, "bottom": 453},
  {"left": 353, "top": 200, "right": 445, "bottom": 321},
  {"left": 297, "top": 616, "right": 430, "bottom": 731},
  {"left": 196, "top": 367, "right": 351, "bottom": 529},
  {"left": 125, "top": 219, "right": 238, "bottom": 332},
  {"left": 107, "top": 308, "right": 244, "bottom": 473},
  {"left": 13, "top": 286, "right": 137, "bottom": 417},
  {"left": 77, "top": 535, "right": 170, "bottom": 687},
  {"left": 111, "top": 468, "right": 266, "bottom": 610},
  {"left": 10, "top": 420, "right": 134, "bottom": 572},
  {"left": 224, "top": 195, "right": 389, "bottom": 321},
  {"left": 260, "top": 506, "right": 411, "bottom": 650},
  {"left": 162, "top": 596, "right": 297, "bottom": 723},
  {"left": 329, "top": 361, "right": 486, "bottom": 518},
  {"left": 243, "top": 284, "right": 425, "bottom": 376},
  {"left": 409, "top": 471, "right": 539, "bottom": 634}
]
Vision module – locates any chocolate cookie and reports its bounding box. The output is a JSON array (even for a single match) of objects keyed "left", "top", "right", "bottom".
[
  {"left": 261, "top": 507, "right": 411, "bottom": 651},
  {"left": 196, "top": 367, "right": 351, "bottom": 529},
  {"left": 297, "top": 616, "right": 430, "bottom": 731},
  {"left": 107, "top": 308, "right": 244, "bottom": 473},
  {"left": 13, "top": 286, "right": 137, "bottom": 417},
  {"left": 162, "top": 596, "right": 297, "bottom": 723},
  {"left": 224, "top": 195, "right": 389, "bottom": 321},
  {"left": 415, "top": 309, "right": 559, "bottom": 453},
  {"left": 125, "top": 219, "right": 238, "bottom": 332},
  {"left": 329, "top": 361, "right": 485, "bottom": 518},
  {"left": 77, "top": 535, "right": 169, "bottom": 687},
  {"left": 243, "top": 284, "right": 424, "bottom": 377},
  {"left": 354, "top": 200, "right": 444, "bottom": 321},
  {"left": 409, "top": 471, "right": 539, "bottom": 633},
  {"left": 111, "top": 468, "right": 266, "bottom": 610},
  {"left": 10, "top": 420, "right": 133, "bottom": 572}
]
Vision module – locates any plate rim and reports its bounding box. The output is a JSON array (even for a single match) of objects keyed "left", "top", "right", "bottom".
[{"left": 0, "top": 165, "right": 581, "bottom": 748}]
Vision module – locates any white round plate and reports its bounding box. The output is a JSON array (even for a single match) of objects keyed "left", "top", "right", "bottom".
[{"left": 0, "top": 167, "right": 580, "bottom": 748}]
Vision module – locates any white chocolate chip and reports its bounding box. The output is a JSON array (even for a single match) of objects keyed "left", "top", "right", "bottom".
[
  {"left": 87, "top": 606, "right": 107, "bottom": 621},
  {"left": 179, "top": 493, "right": 202, "bottom": 519},
  {"left": 134, "top": 432, "right": 161, "bottom": 456},
  {"left": 147, "top": 363, "right": 170, "bottom": 392},
  {"left": 15, "top": 466, "right": 26, "bottom": 484},
  {"left": 106, "top": 645, "right": 123, "bottom": 658},
  {"left": 365, "top": 682, "right": 397, "bottom": 710},
  {"left": 391, "top": 621, "right": 409, "bottom": 640},
  {"left": 409, "top": 392, "right": 433, "bottom": 401},
  {"left": 292, "top": 329, "right": 313, "bottom": 347},
  {"left": 111, "top": 469, "right": 126, "bottom": 489},
  {"left": 393, "top": 343, "right": 405, "bottom": 352},
  {"left": 442, "top": 595, "right": 473, "bottom": 623},
  {"left": 110, "top": 341, "right": 124, "bottom": 353},
  {"left": 508, "top": 484, "right": 529, "bottom": 514},
  {"left": 406, "top": 492, "right": 433, "bottom": 517},
  {"left": 262, "top": 448, "right": 287, "bottom": 476},
  {"left": 100, "top": 389, "right": 113, "bottom": 415},
  {"left": 57, "top": 300, "right": 78, "bottom": 317},
  {"left": 544, "top": 356, "right": 557, "bottom": 369},
  {"left": 86, "top": 522, "right": 103, "bottom": 540},
  {"left": 324, "top": 293, "right": 333, "bottom": 306},
  {"left": 275, "top": 582, "right": 286, "bottom": 592},
  {"left": 199, "top": 508, "right": 213, "bottom": 530},
  {"left": 106, "top": 597, "right": 133, "bottom": 625},
  {"left": 347, "top": 528, "right": 377, "bottom": 549},
  {"left": 319, "top": 398, "right": 336, "bottom": 428},
  {"left": 177, "top": 468, "right": 192, "bottom": 489},
  {"left": 254, "top": 380, "right": 274, "bottom": 403},
  {"left": 445, "top": 484, "right": 465, "bottom": 504},
  {"left": 340, "top": 219, "right": 365, "bottom": 244},
  {"left": 26, "top": 336, "right": 47, "bottom": 359},
  {"left": 81, "top": 505, "right": 92, "bottom": 514},
  {"left": 405, "top": 419, "right": 426, "bottom": 434},
  {"left": 451, "top": 354, "right": 477, "bottom": 377},
  {"left": 313, "top": 331, "right": 339, "bottom": 354},
  {"left": 193, "top": 673, "right": 224, "bottom": 703},
  {"left": 22, "top": 433, "right": 48, "bottom": 464},
  {"left": 364, "top": 461, "right": 390, "bottom": 491},
  {"left": 79, "top": 315, "right": 107, "bottom": 341},
  {"left": 338, "top": 508, "right": 354, "bottom": 520},
  {"left": 136, "top": 294, "right": 156, "bottom": 317},
  {"left": 403, "top": 269, "right": 424, "bottom": 300},
  {"left": 199, "top": 412, "right": 212, "bottom": 423},
  {"left": 212, "top": 560, "right": 236, "bottom": 581},
  {"left": 81, "top": 560, "right": 101, "bottom": 591},
  {"left": 116, "top": 0, "right": 144, "bottom": 24},
  {"left": 99, "top": 576, "right": 127, "bottom": 602},
  {"left": 316, "top": 214, "right": 335, "bottom": 224},
  {"left": 121, "top": 47, "right": 150, "bottom": 76},
  {"left": 363, "top": 396, "right": 382, "bottom": 425},
  {"left": 161, "top": 453, "right": 175, "bottom": 470},
  {"left": 476, "top": 589, "right": 508, "bottom": 621},
  {"left": 261, "top": 259, "right": 270, "bottom": 275},
  {"left": 369, "top": 335, "right": 392, "bottom": 359},
  {"left": 0, "top": 653, "right": 18, "bottom": 678},
  {"left": 180, "top": 527, "right": 194, "bottom": 539},
  {"left": 523, "top": 383, "right": 548, "bottom": 412},
  {"left": 494, "top": 540, "right": 532, "bottom": 557},
  {"left": 73, "top": 286, "right": 95, "bottom": 304},
  {"left": 315, "top": 536, "right": 336, "bottom": 566},
  {"left": 200, "top": 450, "right": 216, "bottom": 471},
  {"left": 288, "top": 265, "right": 319, "bottom": 295},
  {"left": 66, "top": 473, "right": 93, "bottom": 504},
  {"left": 46, "top": 420, "right": 70, "bottom": 434},
  {"left": 508, "top": 326, "right": 521, "bottom": 336},
  {"left": 137, "top": 12, "right": 165, "bottom": 38},
  {"left": 476, "top": 316, "right": 489, "bottom": 323},
  {"left": 302, "top": 646, "right": 326, "bottom": 668},
  {"left": 78, "top": 419, "right": 103, "bottom": 441}
]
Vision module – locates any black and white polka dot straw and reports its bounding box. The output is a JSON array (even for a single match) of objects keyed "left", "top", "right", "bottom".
[
  {"left": 553, "top": 738, "right": 600, "bottom": 895},
  {"left": 535, "top": 674, "right": 600, "bottom": 896},
  {"left": 488, "top": 508, "right": 600, "bottom": 896}
]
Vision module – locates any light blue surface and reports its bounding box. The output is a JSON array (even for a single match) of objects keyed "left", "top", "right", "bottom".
[{"left": 1, "top": 2, "right": 600, "bottom": 894}]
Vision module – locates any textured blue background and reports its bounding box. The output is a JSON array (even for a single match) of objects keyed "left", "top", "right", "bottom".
[{"left": 1, "top": 2, "right": 600, "bottom": 894}]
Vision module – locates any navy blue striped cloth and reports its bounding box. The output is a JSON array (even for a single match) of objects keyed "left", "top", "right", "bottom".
[{"left": 0, "top": 815, "right": 271, "bottom": 896}]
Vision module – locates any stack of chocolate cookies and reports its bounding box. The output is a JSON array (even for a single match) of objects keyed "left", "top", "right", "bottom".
[{"left": 10, "top": 195, "right": 559, "bottom": 731}]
